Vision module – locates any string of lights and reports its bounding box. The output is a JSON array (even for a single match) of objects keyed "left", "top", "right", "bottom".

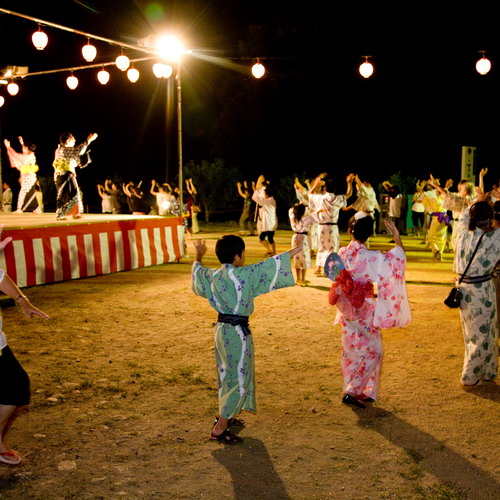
[
  {"left": 0, "top": 6, "right": 494, "bottom": 109},
  {"left": 0, "top": 7, "right": 270, "bottom": 108}
]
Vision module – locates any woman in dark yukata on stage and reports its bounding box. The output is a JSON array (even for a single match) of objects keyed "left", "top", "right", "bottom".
[{"left": 52, "top": 132, "right": 97, "bottom": 220}]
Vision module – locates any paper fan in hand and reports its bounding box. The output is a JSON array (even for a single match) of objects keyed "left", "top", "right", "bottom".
[{"left": 324, "top": 252, "right": 345, "bottom": 281}]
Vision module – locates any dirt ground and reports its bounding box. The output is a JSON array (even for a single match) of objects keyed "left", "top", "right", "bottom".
[{"left": 0, "top": 223, "right": 498, "bottom": 500}]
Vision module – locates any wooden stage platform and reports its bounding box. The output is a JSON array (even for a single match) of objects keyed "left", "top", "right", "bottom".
[{"left": 0, "top": 213, "right": 185, "bottom": 288}]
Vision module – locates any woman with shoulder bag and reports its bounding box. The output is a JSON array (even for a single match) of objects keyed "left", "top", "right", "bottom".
[{"left": 454, "top": 197, "right": 500, "bottom": 387}]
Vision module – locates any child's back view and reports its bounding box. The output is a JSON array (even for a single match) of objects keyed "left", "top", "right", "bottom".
[{"left": 192, "top": 234, "right": 302, "bottom": 444}]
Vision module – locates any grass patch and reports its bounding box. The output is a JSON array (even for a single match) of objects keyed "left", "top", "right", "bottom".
[{"left": 164, "top": 365, "right": 208, "bottom": 385}]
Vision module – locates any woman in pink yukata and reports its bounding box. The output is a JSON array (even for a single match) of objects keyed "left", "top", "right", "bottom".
[{"left": 328, "top": 212, "right": 411, "bottom": 408}]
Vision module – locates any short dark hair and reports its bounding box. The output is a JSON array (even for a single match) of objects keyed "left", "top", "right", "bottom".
[
  {"left": 215, "top": 235, "right": 245, "bottom": 264},
  {"left": 59, "top": 132, "right": 74, "bottom": 145},
  {"left": 469, "top": 201, "right": 493, "bottom": 231},
  {"left": 348, "top": 214, "right": 374, "bottom": 242},
  {"left": 323, "top": 178, "right": 336, "bottom": 194},
  {"left": 23, "top": 139, "right": 36, "bottom": 152}
]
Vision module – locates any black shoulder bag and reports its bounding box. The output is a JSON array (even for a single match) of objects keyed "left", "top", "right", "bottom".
[{"left": 444, "top": 233, "right": 484, "bottom": 308}]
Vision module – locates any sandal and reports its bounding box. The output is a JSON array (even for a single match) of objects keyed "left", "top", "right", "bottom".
[
  {"left": 210, "top": 428, "right": 243, "bottom": 444},
  {"left": 0, "top": 450, "right": 22, "bottom": 465},
  {"left": 213, "top": 416, "right": 246, "bottom": 428}
]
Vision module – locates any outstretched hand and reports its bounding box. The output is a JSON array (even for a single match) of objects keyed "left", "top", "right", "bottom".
[
  {"left": 192, "top": 238, "right": 207, "bottom": 261},
  {"left": 19, "top": 299, "right": 50, "bottom": 320}
]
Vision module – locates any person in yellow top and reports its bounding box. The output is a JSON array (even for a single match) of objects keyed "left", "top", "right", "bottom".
[
  {"left": 52, "top": 132, "right": 97, "bottom": 220},
  {"left": 3, "top": 136, "right": 41, "bottom": 213}
]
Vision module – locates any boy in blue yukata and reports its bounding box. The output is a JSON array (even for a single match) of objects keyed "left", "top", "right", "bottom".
[{"left": 192, "top": 234, "right": 303, "bottom": 444}]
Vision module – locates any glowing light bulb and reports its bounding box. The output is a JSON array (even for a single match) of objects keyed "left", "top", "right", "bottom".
[
  {"left": 97, "top": 68, "right": 110, "bottom": 85},
  {"left": 32, "top": 27, "right": 48, "bottom": 50},
  {"left": 0, "top": 96, "right": 4, "bottom": 107}
]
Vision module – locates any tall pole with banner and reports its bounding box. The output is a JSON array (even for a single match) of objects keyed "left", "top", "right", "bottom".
[{"left": 461, "top": 146, "right": 476, "bottom": 183}]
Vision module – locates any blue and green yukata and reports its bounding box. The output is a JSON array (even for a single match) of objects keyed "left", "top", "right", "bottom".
[{"left": 192, "top": 253, "right": 295, "bottom": 419}]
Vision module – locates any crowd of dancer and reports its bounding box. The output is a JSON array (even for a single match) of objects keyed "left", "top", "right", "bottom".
[
  {"left": 1, "top": 133, "right": 200, "bottom": 231},
  {"left": 193, "top": 170, "right": 499, "bottom": 444},
  {"left": 1, "top": 153, "right": 498, "bottom": 453}
]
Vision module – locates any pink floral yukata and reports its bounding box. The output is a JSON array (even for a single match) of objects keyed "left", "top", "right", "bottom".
[{"left": 334, "top": 241, "right": 411, "bottom": 400}]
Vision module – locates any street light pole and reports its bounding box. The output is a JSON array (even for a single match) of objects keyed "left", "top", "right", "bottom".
[{"left": 176, "top": 62, "right": 183, "bottom": 212}]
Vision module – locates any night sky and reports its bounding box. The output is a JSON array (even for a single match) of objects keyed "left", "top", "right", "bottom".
[{"left": 0, "top": 1, "right": 499, "bottom": 210}]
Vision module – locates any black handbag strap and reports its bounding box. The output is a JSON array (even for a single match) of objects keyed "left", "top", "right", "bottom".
[{"left": 458, "top": 233, "right": 485, "bottom": 284}]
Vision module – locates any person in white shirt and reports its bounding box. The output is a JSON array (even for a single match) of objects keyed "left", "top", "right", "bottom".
[{"left": 252, "top": 175, "right": 278, "bottom": 256}]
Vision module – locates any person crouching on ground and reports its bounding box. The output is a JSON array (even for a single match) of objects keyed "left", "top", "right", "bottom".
[{"left": 191, "top": 234, "right": 303, "bottom": 444}]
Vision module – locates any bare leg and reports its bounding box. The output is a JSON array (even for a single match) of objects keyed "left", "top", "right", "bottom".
[
  {"left": 259, "top": 239, "right": 272, "bottom": 254},
  {"left": 0, "top": 405, "right": 17, "bottom": 453},
  {"left": 295, "top": 268, "right": 302, "bottom": 284}
]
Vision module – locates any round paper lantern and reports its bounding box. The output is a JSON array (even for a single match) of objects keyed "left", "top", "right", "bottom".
[
  {"left": 476, "top": 56, "right": 491, "bottom": 75},
  {"left": 82, "top": 42, "right": 97, "bottom": 62},
  {"left": 127, "top": 67, "right": 140, "bottom": 83},
  {"left": 67, "top": 74, "right": 79, "bottom": 90},
  {"left": 32, "top": 27, "right": 48, "bottom": 50},
  {"left": 153, "top": 63, "right": 173, "bottom": 79},
  {"left": 359, "top": 61, "right": 374, "bottom": 78},
  {"left": 7, "top": 82, "right": 19, "bottom": 96},
  {"left": 252, "top": 62, "right": 265, "bottom": 79},
  {"left": 97, "top": 68, "right": 110, "bottom": 85},
  {"left": 115, "top": 54, "right": 130, "bottom": 71},
  {"left": 0, "top": 96, "right": 4, "bottom": 107}
]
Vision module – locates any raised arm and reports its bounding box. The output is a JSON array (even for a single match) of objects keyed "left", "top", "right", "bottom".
[
  {"left": 345, "top": 174, "right": 354, "bottom": 198},
  {"left": 429, "top": 174, "right": 446, "bottom": 196},
  {"left": 192, "top": 238, "right": 207, "bottom": 264},
  {"left": 236, "top": 182, "right": 246, "bottom": 198},
  {"left": 384, "top": 219, "right": 405, "bottom": 251},
  {"left": 188, "top": 178, "right": 197, "bottom": 195},
  {"left": 87, "top": 133, "right": 98, "bottom": 143},
  {"left": 382, "top": 180, "right": 393, "bottom": 192},
  {"left": 255, "top": 175, "right": 266, "bottom": 190},
  {"left": 479, "top": 167, "right": 487, "bottom": 193}
]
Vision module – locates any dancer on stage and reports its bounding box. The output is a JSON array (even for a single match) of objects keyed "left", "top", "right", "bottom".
[
  {"left": 327, "top": 213, "right": 411, "bottom": 408},
  {"left": 53, "top": 132, "right": 97, "bottom": 220},
  {"left": 3, "top": 136, "right": 41, "bottom": 213}
]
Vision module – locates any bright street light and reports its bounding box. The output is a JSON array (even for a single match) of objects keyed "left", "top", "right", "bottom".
[{"left": 156, "top": 35, "right": 185, "bottom": 62}]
